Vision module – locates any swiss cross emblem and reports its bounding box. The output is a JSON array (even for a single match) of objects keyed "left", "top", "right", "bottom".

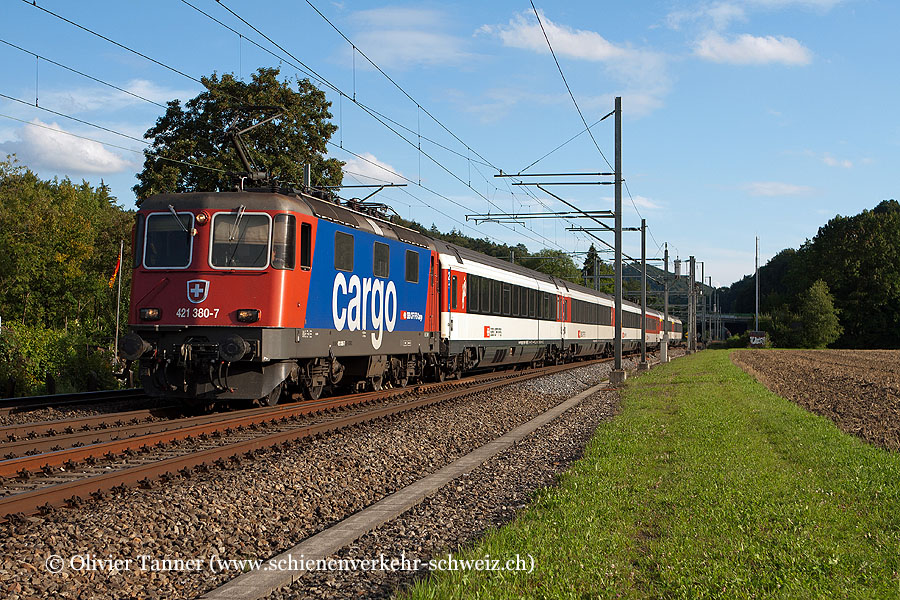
[{"left": 187, "top": 280, "right": 210, "bottom": 304}]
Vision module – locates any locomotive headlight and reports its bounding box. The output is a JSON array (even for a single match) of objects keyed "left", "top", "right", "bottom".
[
  {"left": 140, "top": 307, "right": 161, "bottom": 321},
  {"left": 195, "top": 211, "right": 209, "bottom": 225},
  {"left": 236, "top": 309, "right": 260, "bottom": 323}
]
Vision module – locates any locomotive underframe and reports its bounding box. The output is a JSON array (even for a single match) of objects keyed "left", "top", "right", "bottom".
[
  {"left": 131, "top": 325, "right": 445, "bottom": 400},
  {"left": 128, "top": 323, "right": 646, "bottom": 402}
]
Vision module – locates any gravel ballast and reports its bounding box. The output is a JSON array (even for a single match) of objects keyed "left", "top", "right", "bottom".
[{"left": 0, "top": 353, "right": 676, "bottom": 599}]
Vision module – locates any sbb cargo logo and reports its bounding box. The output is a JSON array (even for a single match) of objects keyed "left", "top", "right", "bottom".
[
  {"left": 401, "top": 310, "right": 423, "bottom": 322},
  {"left": 483, "top": 326, "right": 502, "bottom": 338},
  {"left": 332, "top": 273, "right": 397, "bottom": 350},
  {"left": 577, "top": 330, "right": 586, "bottom": 338}
]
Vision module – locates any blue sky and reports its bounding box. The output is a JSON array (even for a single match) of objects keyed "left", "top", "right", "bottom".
[{"left": 1, "top": 0, "right": 896, "bottom": 286}]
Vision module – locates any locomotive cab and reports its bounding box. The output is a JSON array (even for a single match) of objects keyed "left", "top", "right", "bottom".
[{"left": 121, "top": 192, "right": 315, "bottom": 404}]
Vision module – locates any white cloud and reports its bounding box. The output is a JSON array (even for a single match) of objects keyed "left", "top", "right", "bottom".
[
  {"left": 347, "top": 7, "right": 472, "bottom": 69},
  {"left": 749, "top": 0, "right": 844, "bottom": 9},
  {"left": 39, "top": 79, "right": 197, "bottom": 113},
  {"left": 743, "top": 181, "right": 814, "bottom": 196},
  {"left": 668, "top": 0, "right": 844, "bottom": 31},
  {"left": 694, "top": 32, "right": 812, "bottom": 65},
  {"left": 631, "top": 195, "right": 662, "bottom": 210},
  {"left": 480, "top": 11, "right": 628, "bottom": 61},
  {"left": 479, "top": 11, "right": 671, "bottom": 117},
  {"left": 668, "top": 2, "right": 747, "bottom": 31},
  {"left": 822, "top": 154, "right": 853, "bottom": 168},
  {"left": 0, "top": 118, "right": 135, "bottom": 174},
  {"left": 341, "top": 152, "right": 404, "bottom": 185}
]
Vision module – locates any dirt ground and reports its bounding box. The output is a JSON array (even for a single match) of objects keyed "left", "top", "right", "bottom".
[{"left": 731, "top": 349, "right": 900, "bottom": 452}]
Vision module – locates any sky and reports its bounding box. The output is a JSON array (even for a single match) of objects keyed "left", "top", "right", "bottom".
[{"left": 1, "top": 0, "right": 897, "bottom": 287}]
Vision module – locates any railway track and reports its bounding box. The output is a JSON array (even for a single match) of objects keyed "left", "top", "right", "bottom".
[
  {"left": 0, "top": 358, "right": 609, "bottom": 521},
  {"left": 0, "top": 388, "right": 148, "bottom": 417}
]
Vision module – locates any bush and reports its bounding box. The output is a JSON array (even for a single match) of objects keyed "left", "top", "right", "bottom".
[{"left": 0, "top": 322, "right": 120, "bottom": 396}]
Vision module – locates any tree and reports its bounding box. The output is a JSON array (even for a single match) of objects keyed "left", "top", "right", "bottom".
[
  {"left": 0, "top": 157, "right": 133, "bottom": 329},
  {"left": 720, "top": 200, "right": 900, "bottom": 348},
  {"left": 0, "top": 156, "right": 133, "bottom": 395},
  {"left": 133, "top": 67, "right": 343, "bottom": 201},
  {"left": 796, "top": 279, "right": 843, "bottom": 348},
  {"left": 797, "top": 200, "right": 900, "bottom": 347},
  {"left": 521, "top": 249, "right": 583, "bottom": 283},
  {"left": 580, "top": 244, "right": 614, "bottom": 292}
]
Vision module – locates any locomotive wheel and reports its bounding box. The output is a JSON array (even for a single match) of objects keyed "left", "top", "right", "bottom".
[
  {"left": 258, "top": 383, "right": 283, "bottom": 407},
  {"left": 303, "top": 384, "right": 324, "bottom": 401}
]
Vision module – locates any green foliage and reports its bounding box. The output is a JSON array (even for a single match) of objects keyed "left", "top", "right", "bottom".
[
  {"left": 581, "top": 244, "right": 614, "bottom": 293},
  {"left": 756, "top": 281, "right": 842, "bottom": 348},
  {"left": 0, "top": 322, "right": 118, "bottom": 396},
  {"left": 133, "top": 67, "right": 342, "bottom": 200},
  {"left": 798, "top": 201, "right": 899, "bottom": 348},
  {"left": 709, "top": 330, "right": 754, "bottom": 349},
  {"left": 520, "top": 248, "right": 584, "bottom": 283},
  {"left": 796, "top": 280, "right": 843, "bottom": 348},
  {"left": 720, "top": 200, "right": 900, "bottom": 348},
  {"left": 392, "top": 218, "right": 588, "bottom": 286},
  {"left": 0, "top": 157, "right": 130, "bottom": 395}
]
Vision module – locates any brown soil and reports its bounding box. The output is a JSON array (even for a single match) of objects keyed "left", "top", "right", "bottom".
[{"left": 731, "top": 349, "right": 900, "bottom": 451}]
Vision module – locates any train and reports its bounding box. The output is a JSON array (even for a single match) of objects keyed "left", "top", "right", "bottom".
[{"left": 118, "top": 187, "right": 683, "bottom": 406}]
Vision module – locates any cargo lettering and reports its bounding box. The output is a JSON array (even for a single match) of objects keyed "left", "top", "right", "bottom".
[{"left": 332, "top": 273, "right": 397, "bottom": 349}]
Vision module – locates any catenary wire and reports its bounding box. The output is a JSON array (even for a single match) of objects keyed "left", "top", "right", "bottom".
[
  {"left": 0, "top": 38, "right": 168, "bottom": 109},
  {"left": 21, "top": 0, "right": 587, "bottom": 254}
]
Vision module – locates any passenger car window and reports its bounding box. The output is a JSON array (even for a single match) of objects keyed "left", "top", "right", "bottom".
[
  {"left": 492, "top": 281, "right": 501, "bottom": 315},
  {"left": 451, "top": 275, "right": 458, "bottom": 309},
  {"left": 468, "top": 276, "right": 480, "bottom": 313}
]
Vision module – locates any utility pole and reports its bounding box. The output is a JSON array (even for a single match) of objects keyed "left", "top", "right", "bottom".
[
  {"left": 755, "top": 236, "right": 759, "bottom": 331},
  {"left": 113, "top": 239, "right": 123, "bottom": 367},
  {"left": 661, "top": 243, "right": 669, "bottom": 363},
  {"left": 688, "top": 256, "right": 696, "bottom": 354},
  {"left": 611, "top": 97, "right": 626, "bottom": 386},
  {"left": 700, "top": 262, "right": 706, "bottom": 344},
  {"left": 639, "top": 218, "right": 648, "bottom": 370}
]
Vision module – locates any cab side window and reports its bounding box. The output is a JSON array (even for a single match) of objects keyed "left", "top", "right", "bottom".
[
  {"left": 300, "top": 222, "right": 312, "bottom": 270},
  {"left": 405, "top": 250, "right": 419, "bottom": 283},
  {"left": 272, "top": 214, "right": 296, "bottom": 270},
  {"left": 335, "top": 232, "right": 354, "bottom": 272}
]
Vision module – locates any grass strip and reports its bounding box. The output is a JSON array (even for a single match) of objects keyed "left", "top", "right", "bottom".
[{"left": 403, "top": 350, "right": 900, "bottom": 599}]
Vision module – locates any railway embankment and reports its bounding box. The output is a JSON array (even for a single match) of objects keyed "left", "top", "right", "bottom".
[{"left": 406, "top": 349, "right": 900, "bottom": 598}]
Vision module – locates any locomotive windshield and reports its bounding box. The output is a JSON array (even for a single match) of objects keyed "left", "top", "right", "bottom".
[
  {"left": 211, "top": 212, "right": 270, "bottom": 269},
  {"left": 144, "top": 212, "right": 193, "bottom": 268}
]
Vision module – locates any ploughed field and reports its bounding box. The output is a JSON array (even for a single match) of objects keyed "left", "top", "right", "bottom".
[{"left": 732, "top": 349, "right": 900, "bottom": 451}]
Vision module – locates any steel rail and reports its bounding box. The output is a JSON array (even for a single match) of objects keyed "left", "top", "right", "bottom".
[
  {"left": 0, "top": 358, "right": 609, "bottom": 520},
  {"left": 0, "top": 388, "right": 147, "bottom": 416},
  {"left": 0, "top": 406, "right": 182, "bottom": 440}
]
